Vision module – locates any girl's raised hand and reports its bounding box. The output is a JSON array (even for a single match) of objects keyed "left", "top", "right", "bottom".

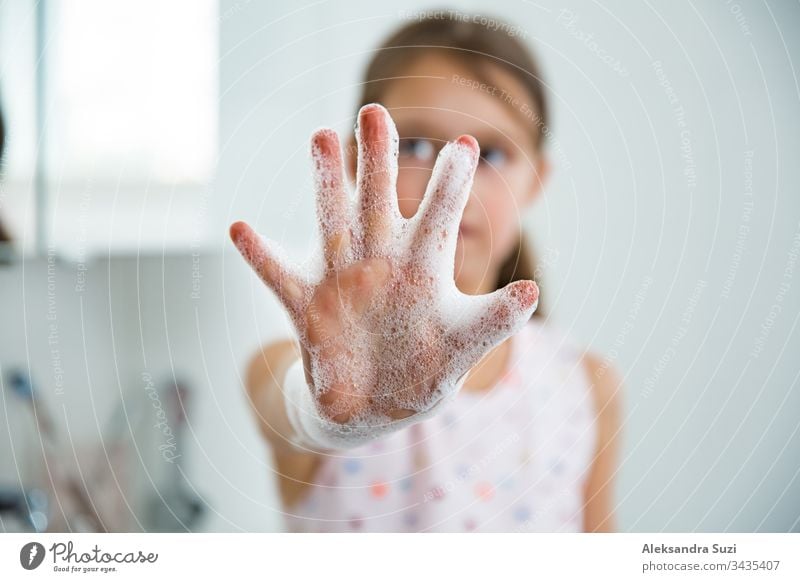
[{"left": 230, "top": 104, "right": 538, "bottom": 448}]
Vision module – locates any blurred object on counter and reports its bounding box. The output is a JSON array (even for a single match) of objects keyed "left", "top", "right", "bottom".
[
  {"left": 3, "top": 366, "right": 205, "bottom": 532},
  {"left": 0, "top": 486, "right": 48, "bottom": 532},
  {"left": 0, "top": 365, "right": 48, "bottom": 532},
  {"left": 144, "top": 378, "right": 206, "bottom": 532},
  {"left": 7, "top": 369, "right": 105, "bottom": 532}
]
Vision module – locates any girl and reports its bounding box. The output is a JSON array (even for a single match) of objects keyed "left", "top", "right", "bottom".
[{"left": 230, "top": 13, "right": 622, "bottom": 532}]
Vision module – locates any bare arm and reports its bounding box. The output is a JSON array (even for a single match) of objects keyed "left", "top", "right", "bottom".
[
  {"left": 581, "top": 353, "right": 624, "bottom": 532},
  {"left": 244, "top": 339, "right": 306, "bottom": 455},
  {"left": 244, "top": 339, "right": 323, "bottom": 506}
]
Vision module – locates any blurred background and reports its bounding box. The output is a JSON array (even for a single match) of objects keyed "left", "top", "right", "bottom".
[{"left": 0, "top": 0, "right": 798, "bottom": 532}]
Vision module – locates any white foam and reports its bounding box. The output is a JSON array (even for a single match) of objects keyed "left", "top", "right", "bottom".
[{"left": 281, "top": 104, "right": 539, "bottom": 449}]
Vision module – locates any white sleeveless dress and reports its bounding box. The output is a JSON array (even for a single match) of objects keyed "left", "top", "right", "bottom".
[{"left": 283, "top": 319, "right": 598, "bottom": 532}]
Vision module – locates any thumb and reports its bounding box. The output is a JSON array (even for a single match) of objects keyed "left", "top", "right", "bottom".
[{"left": 447, "top": 279, "right": 539, "bottom": 378}]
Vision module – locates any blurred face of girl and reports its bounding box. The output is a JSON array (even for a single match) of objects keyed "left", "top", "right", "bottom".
[{"left": 349, "top": 53, "right": 549, "bottom": 295}]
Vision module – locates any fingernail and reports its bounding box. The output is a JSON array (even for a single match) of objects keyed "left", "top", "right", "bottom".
[
  {"left": 455, "top": 134, "right": 479, "bottom": 152},
  {"left": 312, "top": 128, "right": 338, "bottom": 155}
]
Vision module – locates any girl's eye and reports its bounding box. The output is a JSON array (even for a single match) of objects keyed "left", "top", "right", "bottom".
[
  {"left": 398, "top": 138, "right": 436, "bottom": 161},
  {"left": 479, "top": 147, "right": 508, "bottom": 168}
]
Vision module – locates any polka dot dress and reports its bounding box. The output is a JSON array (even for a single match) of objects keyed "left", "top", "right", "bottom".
[{"left": 283, "top": 320, "right": 598, "bottom": 532}]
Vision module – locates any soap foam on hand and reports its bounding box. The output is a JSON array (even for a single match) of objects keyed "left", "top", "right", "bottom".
[{"left": 230, "top": 103, "right": 539, "bottom": 449}]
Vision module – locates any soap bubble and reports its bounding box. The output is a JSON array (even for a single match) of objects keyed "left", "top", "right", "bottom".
[{"left": 231, "top": 103, "right": 539, "bottom": 448}]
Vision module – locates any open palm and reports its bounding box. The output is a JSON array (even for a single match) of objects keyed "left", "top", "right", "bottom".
[{"left": 230, "top": 104, "right": 538, "bottom": 439}]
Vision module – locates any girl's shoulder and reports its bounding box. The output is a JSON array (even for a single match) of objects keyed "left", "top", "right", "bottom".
[
  {"left": 521, "top": 318, "right": 623, "bottom": 426},
  {"left": 520, "top": 317, "right": 589, "bottom": 366}
]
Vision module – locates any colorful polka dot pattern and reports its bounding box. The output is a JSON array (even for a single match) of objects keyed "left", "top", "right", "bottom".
[{"left": 283, "top": 320, "right": 598, "bottom": 533}]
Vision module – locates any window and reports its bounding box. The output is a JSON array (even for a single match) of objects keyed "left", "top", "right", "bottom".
[{"left": 0, "top": 0, "right": 218, "bottom": 255}]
